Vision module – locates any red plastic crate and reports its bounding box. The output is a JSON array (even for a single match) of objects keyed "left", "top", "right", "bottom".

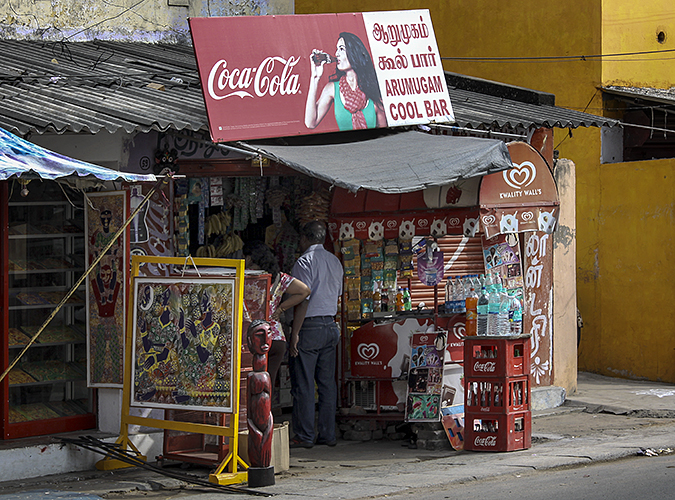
[
  {"left": 464, "top": 336, "right": 531, "bottom": 378},
  {"left": 464, "top": 411, "right": 531, "bottom": 452},
  {"left": 465, "top": 375, "right": 530, "bottom": 414}
]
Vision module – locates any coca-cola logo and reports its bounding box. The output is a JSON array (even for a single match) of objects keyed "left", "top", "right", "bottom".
[
  {"left": 474, "top": 435, "right": 497, "bottom": 447},
  {"left": 357, "top": 343, "right": 380, "bottom": 361},
  {"left": 474, "top": 361, "right": 496, "bottom": 372},
  {"left": 207, "top": 57, "right": 301, "bottom": 100}
]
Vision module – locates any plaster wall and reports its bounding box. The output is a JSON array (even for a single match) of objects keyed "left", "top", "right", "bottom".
[
  {"left": 553, "top": 159, "right": 578, "bottom": 394},
  {"left": 0, "top": 0, "right": 294, "bottom": 42}
]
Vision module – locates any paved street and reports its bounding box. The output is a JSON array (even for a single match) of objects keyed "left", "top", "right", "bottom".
[
  {"left": 2, "top": 373, "right": 675, "bottom": 500},
  {"left": 382, "top": 453, "right": 675, "bottom": 500}
]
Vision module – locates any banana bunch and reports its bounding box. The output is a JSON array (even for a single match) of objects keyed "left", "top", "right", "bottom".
[
  {"left": 216, "top": 233, "right": 244, "bottom": 257},
  {"left": 195, "top": 244, "right": 218, "bottom": 258},
  {"left": 206, "top": 211, "right": 232, "bottom": 237}
]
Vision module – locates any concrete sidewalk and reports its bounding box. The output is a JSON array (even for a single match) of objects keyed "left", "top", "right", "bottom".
[{"left": 1, "top": 371, "right": 675, "bottom": 499}]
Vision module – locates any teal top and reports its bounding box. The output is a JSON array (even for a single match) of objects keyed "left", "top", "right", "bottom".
[{"left": 334, "top": 81, "right": 377, "bottom": 130}]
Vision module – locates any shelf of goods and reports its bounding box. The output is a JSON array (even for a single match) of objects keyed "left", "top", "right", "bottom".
[
  {"left": 463, "top": 335, "right": 531, "bottom": 452},
  {"left": 3, "top": 191, "right": 95, "bottom": 439}
]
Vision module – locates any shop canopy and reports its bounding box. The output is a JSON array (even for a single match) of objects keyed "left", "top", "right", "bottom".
[
  {"left": 242, "top": 131, "right": 513, "bottom": 194},
  {"left": 0, "top": 127, "right": 156, "bottom": 183}
]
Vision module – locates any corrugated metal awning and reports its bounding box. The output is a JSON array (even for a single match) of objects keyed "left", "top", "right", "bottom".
[
  {"left": 241, "top": 131, "right": 513, "bottom": 194},
  {"left": 603, "top": 85, "right": 675, "bottom": 106},
  {"left": 0, "top": 127, "right": 156, "bottom": 183},
  {"left": 0, "top": 40, "right": 617, "bottom": 137}
]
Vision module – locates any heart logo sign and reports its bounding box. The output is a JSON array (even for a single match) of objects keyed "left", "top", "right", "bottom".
[
  {"left": 448, "top": 217, "right": 460, "bottom": 226},
  {"left": 357, "top": 343, "right": 380, "bottom": 360},
  {"left": 521, "top": 211, "right": 534, "bottom": 221},
  {"left": 356, "top": 221, "right": 367, "bottom": 230},
  {"left": 503, "top": 161, "right": 537, "bottom": 190},
  {"left": 386, "top": 220, "right": 397, "bottom": 228},
  {"left": 482, "top": 215, "right": 496, "bottom": 225}
]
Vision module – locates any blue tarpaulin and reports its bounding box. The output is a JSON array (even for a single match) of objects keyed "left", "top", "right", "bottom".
[{"left": 0, "top": 127, "right": 155, "bottom": 183}]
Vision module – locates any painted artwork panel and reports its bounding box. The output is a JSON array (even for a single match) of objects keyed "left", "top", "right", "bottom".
[
  {"left": 129, "top": 183, "right": 173, "bottom": 277},
  {"left": 131, "top": 278, "right": 236, "bottom": 412},
  {"left": 86, "top": 190, "right": 127, "bottom": 387}
]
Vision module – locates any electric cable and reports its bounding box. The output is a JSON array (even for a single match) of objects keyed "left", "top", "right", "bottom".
[{"left": 58, "top": 435, "right": 271, "bottom": 497}]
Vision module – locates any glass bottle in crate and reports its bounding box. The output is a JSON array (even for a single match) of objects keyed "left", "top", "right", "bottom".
[{"left": 381, "top": 288, "right": 389, "bottom": 312}]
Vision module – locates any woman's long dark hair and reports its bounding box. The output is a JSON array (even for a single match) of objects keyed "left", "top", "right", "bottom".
[
  {"left": 330, "top": 32, "right": 382, "bottom": 107},
  {"left": 243, "top": 240, "right": 280, "bottom": 280}
]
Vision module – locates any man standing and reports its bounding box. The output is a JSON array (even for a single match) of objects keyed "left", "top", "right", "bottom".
[{"left": 290, "top": 221, "right": 343, "bottom": 448}]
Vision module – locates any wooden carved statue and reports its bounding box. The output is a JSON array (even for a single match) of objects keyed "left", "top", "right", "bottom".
[{"left": 246, "top": 319, "right": 274, "bottom": 486}]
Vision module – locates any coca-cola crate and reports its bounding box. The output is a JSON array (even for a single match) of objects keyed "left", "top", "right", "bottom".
[
  {"left": 464, "top": 335, "right": 530, "bottom": 378},
  {"left": 464, "top": 375, "right": 530, "bottom": 414},
  {"left": 464, "top": 410, "right": 531, "bottom": 452}
]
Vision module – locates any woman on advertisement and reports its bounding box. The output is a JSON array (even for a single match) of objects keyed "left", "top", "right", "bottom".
[{"left": 304, "top": 32, "right": 387, "bottom": 131}]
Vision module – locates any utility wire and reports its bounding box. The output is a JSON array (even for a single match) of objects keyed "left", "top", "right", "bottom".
[{"left": 441, "top": 47, "right": 675, "bottom": 62}]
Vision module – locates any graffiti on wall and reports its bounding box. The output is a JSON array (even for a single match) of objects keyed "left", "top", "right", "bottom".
[{"left": 524, "top": 232, "right": 553, "bottom": 386}]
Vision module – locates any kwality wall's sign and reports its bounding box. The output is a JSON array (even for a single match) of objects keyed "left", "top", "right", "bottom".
[
  {"left": 189, "top": 10, "right": 454, "bottom": 142},
  {"left": 479, "top": 142, "right": 560, "bottom": 238}
]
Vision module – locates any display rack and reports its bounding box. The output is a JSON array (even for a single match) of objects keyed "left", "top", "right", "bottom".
[
  {"left": 463, "top": 335, "right": 531, "bottom": 452},
  {"left": 2, "top": 186, "right": 95, "bottom": 439}
]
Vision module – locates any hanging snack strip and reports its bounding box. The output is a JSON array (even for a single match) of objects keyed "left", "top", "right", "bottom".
[{"left": 341, "top": 238, "right": 361, "bottom": 321}]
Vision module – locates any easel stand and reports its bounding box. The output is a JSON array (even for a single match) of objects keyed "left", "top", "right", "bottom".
[{"left": 96, "top": 256, "right": 249, "bottom": 486}]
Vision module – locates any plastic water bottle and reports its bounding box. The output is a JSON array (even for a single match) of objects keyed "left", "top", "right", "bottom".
[
  {"left": 444, "top": 278, "right": 452, "bottom": 313},
  {"left": 511, "top": 293, "right": 523, "bottom": 335},
  {"left": 456, "top": 277, "right": 466, "bottom": 314},
  {"left": 497, "top": 286, "right": 511, "bottom": 336},
  {"left": 487, "top": 283, "right": 500, "bottom": 336},
  {"left": 403, "top": 287, "right": 412, "bottom": 311},
  {"left": 477, "top": 286, "right": 489, "bottom": 335},
  {"left": 465, "top": 281, "right": 479, "bottom": 336}
]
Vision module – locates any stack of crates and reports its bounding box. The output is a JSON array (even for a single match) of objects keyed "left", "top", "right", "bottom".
[{"left": 463, "top": 335, "right": 531, "bottom": 452}]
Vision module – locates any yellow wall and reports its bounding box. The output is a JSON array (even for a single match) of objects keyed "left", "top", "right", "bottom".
[
  {"left": 298, "top": 1, "right": 675, "bottom": 383},
  {"left": 594, "top": 158, "right": 675, "bottom": 380},
  {"left": 602, "top": 1, "right": 675, "bottom": 88}
]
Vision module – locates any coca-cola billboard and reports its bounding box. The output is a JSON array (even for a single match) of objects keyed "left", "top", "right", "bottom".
[{"left": 190, "top": 10, "right": 454, "bottom": 142}]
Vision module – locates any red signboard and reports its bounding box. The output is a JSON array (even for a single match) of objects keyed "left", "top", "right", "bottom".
[{"left": 190, "top": 10, "right": 453, "bottom": 142}]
